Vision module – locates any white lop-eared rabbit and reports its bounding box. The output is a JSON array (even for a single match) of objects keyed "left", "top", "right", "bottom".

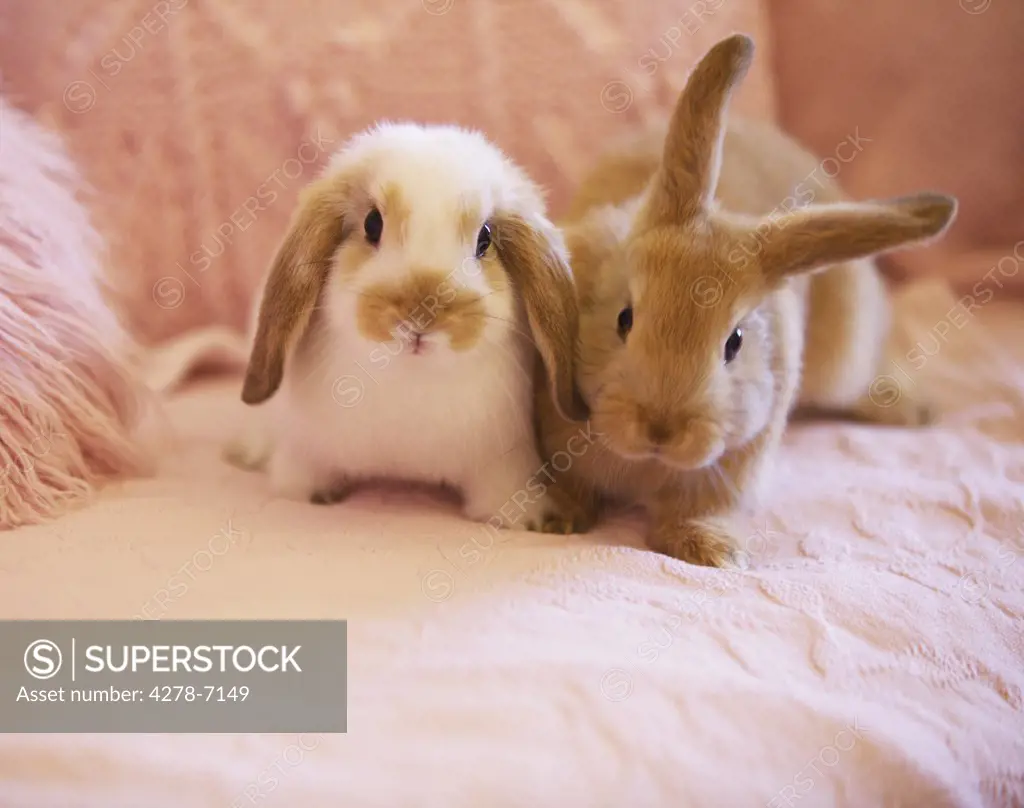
[{"left": 225, "top": 122, "right": 589, "bottom": 531}]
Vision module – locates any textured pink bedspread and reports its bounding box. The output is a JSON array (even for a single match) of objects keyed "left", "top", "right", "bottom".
[{"left": 1, "top": 280, "right": 1022, "bottom": 807}]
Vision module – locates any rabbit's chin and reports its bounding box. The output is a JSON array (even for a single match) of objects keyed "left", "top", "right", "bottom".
[
  {"left": 613, "top": 442, "right": 726, "bottom": 473},
  {"left": 591, "top": 410, "right": 727, "bottom": 472},
  {"left": 656, "top": 439, "right": 726, "bottom": 472}
]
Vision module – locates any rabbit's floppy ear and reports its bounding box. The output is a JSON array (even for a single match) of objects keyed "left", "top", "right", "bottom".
[
  {"left": 492, "top": 212, "right": 590, "bottom": 423},
  {"left": 757, "top": 192, "right": 958, "bottom": 284},
  {"left": 648, "top": 33, "right": 754, "bottom": 225},
  {"left": 241, "top": 174, "right": 356, "bottom": 405}
]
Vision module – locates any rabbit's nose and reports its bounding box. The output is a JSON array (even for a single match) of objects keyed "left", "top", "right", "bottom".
[
  {"left": 409, "top": 331, "right": 427, "bottom": 354},
  {"left": 646, "top": 420, "right": 672, "bottom": 446}
]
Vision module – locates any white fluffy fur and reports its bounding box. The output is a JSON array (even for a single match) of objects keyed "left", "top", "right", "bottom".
[{"left": 228, "top": 122, "right": 563, "bottom": 529}]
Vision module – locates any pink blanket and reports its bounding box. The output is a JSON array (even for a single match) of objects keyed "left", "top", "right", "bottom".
[{"left": 1, "top": 280, "right": 1022, "bottom": 807}]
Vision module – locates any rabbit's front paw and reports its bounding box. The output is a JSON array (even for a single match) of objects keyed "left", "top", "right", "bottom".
[
  {"left": 537, "top": 487, "right": 598, "bottom": 535},
  {"left": 539, "top": 511, "right": 578, "bottom": 535},
  {"left": 464, "top": 491, "right": 547, "bottom": 533},
  {"left": 648, "top": 516, "right": 740, "bottom": 568},
  {"left": 531, "top": 493, "right": 581, "bottom": 535},
  {"left": 515, "top": 492, "right": 591, "bottom": 535}
]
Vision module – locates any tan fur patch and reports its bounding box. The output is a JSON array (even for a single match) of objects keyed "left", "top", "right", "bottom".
[
  {"left": 242, "top": 169, "right": 365, "bottom": 405},
  {"left": 478, "top": 251, "right": 509, "bottom": 294},
  {"left": 379, "top": 182, "right": 409, "bottom": 244},
  {"left": 356, "top": 270, "right": 486, "bottom": 351},
  {"left": 648, "top": 34, "right": 754, "bottom": 225},
  {"left": 493, "top": 212, "right": 588, "bottom": 422}
]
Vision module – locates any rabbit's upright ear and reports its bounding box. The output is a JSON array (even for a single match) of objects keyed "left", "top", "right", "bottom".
[
  {"left": 241, "top": 174, "right": 356, "bottom": 405},
  {"left": 757, "top": 192, "right": 958, "bottom": 285},
  {"left": 493, "top": 212, "right": 590, "bottom": 423},
  {"left": 648, "top": 33, "right": 755, "bottom": 225}
]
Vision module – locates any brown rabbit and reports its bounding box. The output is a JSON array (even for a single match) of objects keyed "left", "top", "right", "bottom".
[{"left": 535, "top": 33, "right": 958, "bottom": 567}]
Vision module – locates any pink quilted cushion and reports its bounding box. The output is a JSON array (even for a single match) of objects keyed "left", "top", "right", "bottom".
[
  {"left": 0, "top": 0, "right": 776, "bottom": 344},
  {"left": 0, "top": 96, "right": 151, "bottom": 529}
]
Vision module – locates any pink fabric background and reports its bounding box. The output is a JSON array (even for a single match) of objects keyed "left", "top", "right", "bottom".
[
  {"left": 0, "top": 0, "right": 776, "bottom": 345},
  {"left": 768, "top": 0, "right": 1024, "bottom": 298}
]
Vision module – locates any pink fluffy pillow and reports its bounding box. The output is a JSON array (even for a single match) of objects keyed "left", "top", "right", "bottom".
[{"left": 0, "top": 98, "right": 150, "bottom": 529}]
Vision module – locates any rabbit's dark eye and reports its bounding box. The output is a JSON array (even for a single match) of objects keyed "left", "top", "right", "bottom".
[
  {"left": 475, "top": 223, "right": 492, "bottom": 258},
  {"left": 617, "top": 306, "right": 633, "bottom": 340},
  {"left": 724, "top": 327, "right": 743, "bottom": 363},
  {"left": 364, "top": 208, "right": 383, "bottom": 245}
]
